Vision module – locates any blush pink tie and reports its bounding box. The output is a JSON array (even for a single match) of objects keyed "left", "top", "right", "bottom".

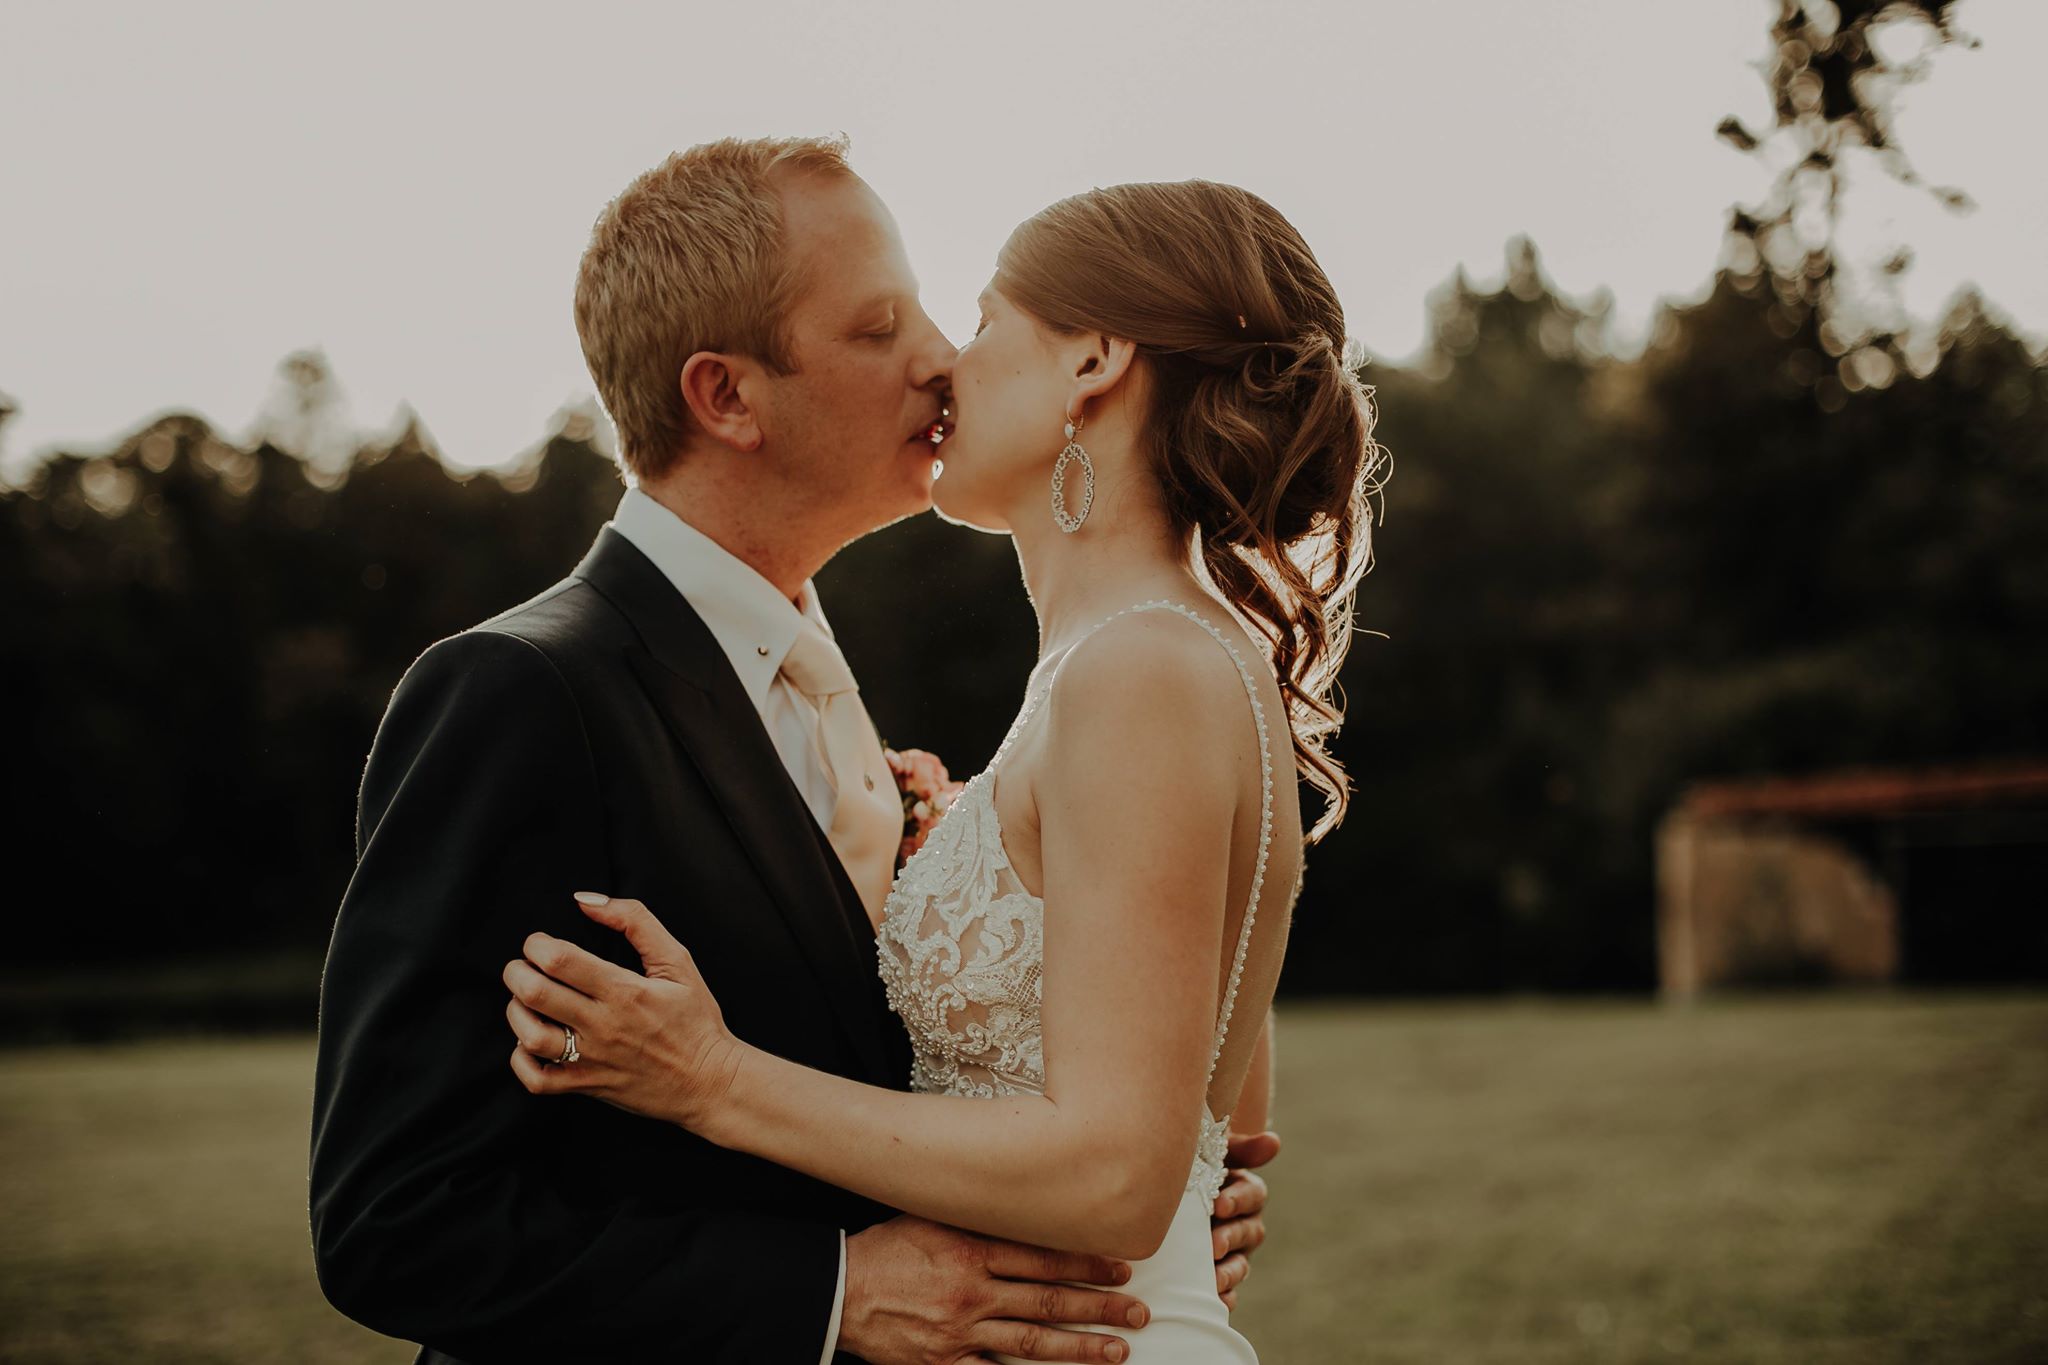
[{"left": 778, "top": 617, "right": 901, "bottom": 931}]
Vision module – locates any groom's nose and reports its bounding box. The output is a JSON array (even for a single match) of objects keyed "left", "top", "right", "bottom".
[{"left": 909, "top": 314, "right": 957, "bottom": 391}]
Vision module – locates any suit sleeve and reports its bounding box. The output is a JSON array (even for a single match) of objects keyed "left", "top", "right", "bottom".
[{"left": 309, "top": 628, "right": 843, "bottom": 1363}]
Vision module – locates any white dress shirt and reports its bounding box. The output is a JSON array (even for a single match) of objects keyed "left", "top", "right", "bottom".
[{"left": 606, "top": 484, "right": 850, "bottom": 1365}]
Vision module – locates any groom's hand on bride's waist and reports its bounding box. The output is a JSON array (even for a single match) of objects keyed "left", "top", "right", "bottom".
[
  {"left": 1212, "top": 1129, "right": 1281, "bottom": 1311},
  {"left": 840, "top": 1215, "right": 1150, "bottom": 1364}
]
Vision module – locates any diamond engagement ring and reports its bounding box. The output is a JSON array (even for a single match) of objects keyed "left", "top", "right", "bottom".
[{"left": 555, "top": 1025, "right": 580, "bottom": 1066}]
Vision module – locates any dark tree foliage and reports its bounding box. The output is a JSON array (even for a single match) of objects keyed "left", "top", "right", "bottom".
[
  {"left": 8, "top": 244, "right": 2040, "bottom": 1001},
  {"left": 1266, "top": 246, "right": 2045, "bottom": 998},
  {"left": 4, "top": 5, "right": 2040, "bottom": 1003}
]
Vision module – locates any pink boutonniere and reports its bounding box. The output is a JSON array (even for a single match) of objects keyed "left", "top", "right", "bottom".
[{"left": 883, "top": 745, "right": 965, "bottom": 869}]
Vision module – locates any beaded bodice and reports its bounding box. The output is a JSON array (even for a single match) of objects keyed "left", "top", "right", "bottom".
[{"left": 873, "top": 601, "right": 1279, "bottom": 1210}]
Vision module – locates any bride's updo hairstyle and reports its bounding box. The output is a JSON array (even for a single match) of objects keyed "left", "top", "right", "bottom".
[{"left": 996, "top": 180, "right": 1387, "bottom": 841}]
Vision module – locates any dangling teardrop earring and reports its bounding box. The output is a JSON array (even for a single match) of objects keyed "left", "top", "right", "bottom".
[{"left": 1051, "top": 412, "right": 1094, "bottom": 533}]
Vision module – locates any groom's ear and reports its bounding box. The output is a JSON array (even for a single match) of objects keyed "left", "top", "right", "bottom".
[{"left": 678, "top": 351, "right": 765, "bottom": 454}]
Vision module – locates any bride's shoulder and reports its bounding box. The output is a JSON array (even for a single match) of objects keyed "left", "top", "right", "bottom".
[
  {"left": 1042, "top": 608, "right": 1254, "bottom": 750},
  {"left": 1032, "top": 609, "right": 1250, "bottom": 832}
]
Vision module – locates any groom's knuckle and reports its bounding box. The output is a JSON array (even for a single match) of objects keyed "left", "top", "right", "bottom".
[
  {"left": 957, "top": 1236, "right": 994, "bottom": 1276},
  {"left": 935, "top": 1254, "right": 974, "bottom": 1296},
  {"left": 1034, "top": 1284, "right": 1064, "bottom": 1319},
  {"left": 942, "top": 1275, "right": 981, "bottom": 1318}
]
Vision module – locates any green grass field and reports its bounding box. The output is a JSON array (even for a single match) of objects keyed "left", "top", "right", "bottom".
[{"left": 2, "top": 994, "right": 2043, "bottom": 1364}]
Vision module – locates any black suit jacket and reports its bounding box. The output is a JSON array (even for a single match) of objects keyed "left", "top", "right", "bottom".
[{"left": 310, "top": 525, "right": 914, "bottom": 1364}]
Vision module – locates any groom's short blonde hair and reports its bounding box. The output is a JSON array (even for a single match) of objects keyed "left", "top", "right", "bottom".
[{"left": 575, "top": 134, "right": 854, "bottom": 481}]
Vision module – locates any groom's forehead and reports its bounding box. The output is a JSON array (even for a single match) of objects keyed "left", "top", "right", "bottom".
[
  {"left": 779, "top": 177, "right": 910, "bottom": 302},
  {"left": 782, "top": 175, "right": 883, "bottom": 254}
]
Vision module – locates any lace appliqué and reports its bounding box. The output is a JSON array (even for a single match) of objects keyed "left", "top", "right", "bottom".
[
  {"left": 1190, "top": 1110, "right": 1232, "bottom": 1208},
  {"left": 875, "top": 773, "right": 1045, "bottom": 1100},
  {"left": 873, "top": 600, "right": 1277, "bottom": 1212}
]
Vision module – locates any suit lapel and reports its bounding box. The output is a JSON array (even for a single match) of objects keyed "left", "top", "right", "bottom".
[{"left": 574, "top": 526, "right": 898, "bottom": 1086}]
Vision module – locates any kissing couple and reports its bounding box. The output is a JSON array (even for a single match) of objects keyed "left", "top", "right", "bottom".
[{"left": 311, "top": 133, "right": 1384, "bottom": 1364}]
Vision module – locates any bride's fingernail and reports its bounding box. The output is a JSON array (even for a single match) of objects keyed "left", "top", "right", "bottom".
[{"left": 573, "top": 892, "right": 611, "bottom": 907}]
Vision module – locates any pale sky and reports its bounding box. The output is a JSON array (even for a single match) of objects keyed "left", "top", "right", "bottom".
[{"left": 2, "top": 0, "right": 2041, "bottom": 480}]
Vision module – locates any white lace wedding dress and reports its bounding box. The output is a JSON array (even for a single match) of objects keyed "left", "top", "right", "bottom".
[{"left": 876, "top": 601, "right": 1291, "bottom": 1363}]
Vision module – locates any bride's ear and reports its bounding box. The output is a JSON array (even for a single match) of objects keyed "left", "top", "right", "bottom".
[
  {"left": 678, "top": 351, "right": 765, "bottom": 453},
  {"left": 1068, "top": 333, "right": 1137, "bottom": 414}
]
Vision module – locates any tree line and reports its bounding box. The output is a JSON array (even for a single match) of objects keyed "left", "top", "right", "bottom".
[
  {"left": 3, "top": 243, "right": 2041, "bottom": 999},
  {"left": 6, "top": 0, "right": 2039, "bottom": 1004}
]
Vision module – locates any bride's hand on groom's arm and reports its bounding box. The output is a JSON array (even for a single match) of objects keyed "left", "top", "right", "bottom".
[{"left": 502, "top": 892, "right": 744, "bottom": 1127}]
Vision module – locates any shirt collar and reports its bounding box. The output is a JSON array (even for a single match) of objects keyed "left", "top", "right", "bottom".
[{"left": 607, "top": 485, "right": 833, "bottom": 710}]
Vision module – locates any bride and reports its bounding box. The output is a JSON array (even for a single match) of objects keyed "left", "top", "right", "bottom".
[{"left": 502, "top": 178, "right": 1384, "bottom": 1361}]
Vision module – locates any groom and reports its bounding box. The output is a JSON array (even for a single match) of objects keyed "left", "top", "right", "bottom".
[{"left": 310, "top": 135, "right": 1275, "bottom": 1364}]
